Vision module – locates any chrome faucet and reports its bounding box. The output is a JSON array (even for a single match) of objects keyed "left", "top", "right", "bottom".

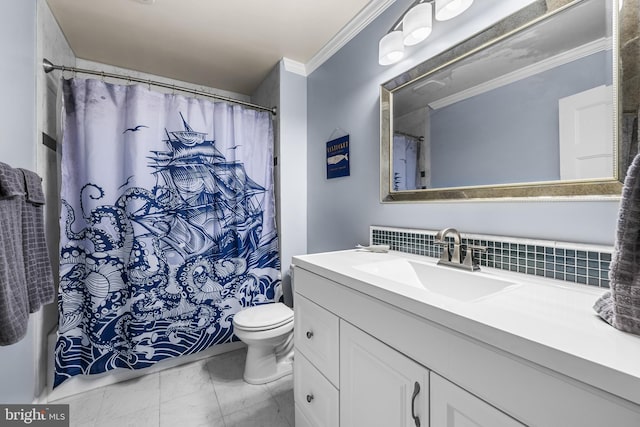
[
  {"left": 434, "top": 227, "right": 486, "bottom": 271},
  {"left": 435, "top": 227, "right": 462, "bottom": 264}
]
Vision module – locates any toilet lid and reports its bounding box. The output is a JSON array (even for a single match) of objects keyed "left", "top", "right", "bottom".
[{"left": 233, "top": 303, "right": 294, "bottom": 331}]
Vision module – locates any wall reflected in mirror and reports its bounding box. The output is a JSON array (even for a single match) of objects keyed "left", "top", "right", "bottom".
[{"left": 392, "top": 0, "right": 616, "bottom": 191}]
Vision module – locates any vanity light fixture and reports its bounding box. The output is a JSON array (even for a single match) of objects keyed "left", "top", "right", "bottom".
[{"left": 379, "top": 0, "right": 473, "bottom": 66}]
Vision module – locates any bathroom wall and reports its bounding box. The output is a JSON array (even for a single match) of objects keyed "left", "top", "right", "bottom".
[
  {"left": 278, "top": 62, "right": 308, "bottom": 291},
  {"left": 0, "top": 0, "right": 38, "bottom": 404},
  {"left": 251, "top": 60, "right": 308, "bottom": 301},
  {"left": 306, "top": 0, "right": 620, "bottom": 254}
]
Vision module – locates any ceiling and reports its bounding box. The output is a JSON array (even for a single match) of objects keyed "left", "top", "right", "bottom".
[{"left": 45, "top": 0, "right": 385, "bottom": 95}]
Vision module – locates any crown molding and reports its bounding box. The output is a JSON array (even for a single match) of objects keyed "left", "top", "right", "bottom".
[
  {"left": 305, "top": 0, "right": 396, "bottom": 76},
  {"left": 429, "top": 37, "right": 612, "bottom": 110},
  {"left": 282, "top": 58, "right": 307, "bottom": 76}
]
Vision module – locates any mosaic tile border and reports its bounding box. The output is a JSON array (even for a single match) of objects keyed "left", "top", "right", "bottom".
[{"left": 370, "top": 226, "right": 613, "bottom": 288}]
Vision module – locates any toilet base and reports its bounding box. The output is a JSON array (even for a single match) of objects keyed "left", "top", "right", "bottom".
[{"left": 243, "top": 348, "right": 294, "bottom": 385}]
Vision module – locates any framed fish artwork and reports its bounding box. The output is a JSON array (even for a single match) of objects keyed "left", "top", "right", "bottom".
[{"left": 326, "top": 134, "right": 350, "bottom": 179}]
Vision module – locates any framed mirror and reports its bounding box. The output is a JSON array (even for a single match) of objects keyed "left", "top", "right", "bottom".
[{"left": 381, "top": 0, "right": 636, "bottom": 202}]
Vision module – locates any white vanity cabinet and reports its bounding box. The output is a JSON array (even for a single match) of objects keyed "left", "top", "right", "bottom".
[
  {"left": 430, "top": 373, "right": 523, "bottom": 427},
  {"left": 294, "top": 269, "right": 524, "bottom": 427},
  {"left": 340, "top": 321, "right": 429, "bottom": 427},
  {"left": 292, "top": 255, "right": 640, "bottom": 427}
]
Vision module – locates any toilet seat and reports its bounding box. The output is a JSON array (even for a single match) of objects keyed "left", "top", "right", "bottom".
[{"left": 233, "top": 303, "right": 294, "bottom": 331}]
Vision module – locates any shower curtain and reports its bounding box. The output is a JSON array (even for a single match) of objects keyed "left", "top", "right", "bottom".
[
  {"left": 54, "top": 78, "right": 280, "bottom": 387},
  {"left": 393, "top": 133, "right": 420, "bottom": 191}
]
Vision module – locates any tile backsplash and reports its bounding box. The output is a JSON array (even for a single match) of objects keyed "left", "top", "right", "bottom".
[{"left": 370, "top": 226, "right": 613, "bottom": 288}]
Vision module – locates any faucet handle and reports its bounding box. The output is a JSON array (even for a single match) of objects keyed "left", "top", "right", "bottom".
[
  {"left": 463, "top": 244, "right": 487, "bottom": 270},
  {"left": 434, "top": 240, "right": 450, "bottom": 262}
]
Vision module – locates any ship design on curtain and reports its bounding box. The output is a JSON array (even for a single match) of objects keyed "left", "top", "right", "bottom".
[{"left": 54, "top": 114, "right": 280, "bottom": 386}]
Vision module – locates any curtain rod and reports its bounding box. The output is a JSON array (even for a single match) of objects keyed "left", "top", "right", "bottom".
[
  {"left": 394, "top": 130, "right": 424, "bottom": 141},
  {"left": 42, "top": 59, "right": 277, "bottom": 116}
]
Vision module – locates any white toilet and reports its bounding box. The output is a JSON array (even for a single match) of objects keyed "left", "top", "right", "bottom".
[{"left": 233, "top": 302, "right": 294, "bottom": 384}]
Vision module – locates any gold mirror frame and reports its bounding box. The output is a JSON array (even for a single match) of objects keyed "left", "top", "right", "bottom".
[{"left": 380, "top": 0, "right": 631, "bottom": 202}]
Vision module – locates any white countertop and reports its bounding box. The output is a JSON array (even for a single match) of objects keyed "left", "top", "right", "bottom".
[{"left": 292, "top": 249, "right": 640, "bottom": 406}]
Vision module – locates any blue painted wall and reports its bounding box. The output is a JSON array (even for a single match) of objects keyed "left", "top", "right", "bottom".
[
  {"left": 0, "top": 0, "right": 37, "bottom": 404},
  {"left": 306, "top": 0, "right": 619, "bottom": 254}
]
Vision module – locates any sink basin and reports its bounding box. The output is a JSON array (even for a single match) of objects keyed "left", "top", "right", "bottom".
[{"left": 354, "top": 258, "right": 518, "bottom": 302}]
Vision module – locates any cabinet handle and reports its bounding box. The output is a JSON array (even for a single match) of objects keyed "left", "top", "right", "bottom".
[
  {"left": 306, "top": 394, "right": 314, "bottom": 403},
  {"left": 306, "top": 330, "right": 314, "bottom": 339},
  {"left": 411, "top": 381, "right": 421, "bottom": 427}
]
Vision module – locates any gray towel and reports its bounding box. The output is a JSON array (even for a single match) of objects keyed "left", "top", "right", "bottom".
[
  {"left": 594, "top": 152, "right": 640, "bottom": 334},
  {"left": 0, "top": 162, "right": 54, "bottom": 346},
  {"left": 0, "top": 162, "right": 29, "bottom": 345},
  {"left": 0, "top": 162, "right": 24, "bottom": 198},
  {"left": 18, "top": 169, "right": 54, "bottom": 313},
  {"left": 19, "top": 168, "right": 46, "bottom": 204}
]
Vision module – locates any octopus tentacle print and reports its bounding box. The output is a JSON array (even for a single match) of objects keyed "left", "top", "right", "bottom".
[{"left": 55, "top": 86, "right": 279, "bottom": 388}]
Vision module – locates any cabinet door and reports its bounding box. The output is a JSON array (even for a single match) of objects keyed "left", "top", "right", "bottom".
[
  {"left": 430, "top": 373, "right": 524, "bottom": 427},
  {"left": 340, "top": 321, "right": 429, "bottom": 427}
]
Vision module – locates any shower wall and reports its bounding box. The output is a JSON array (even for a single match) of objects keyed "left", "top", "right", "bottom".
[{"left": 35, "top": 0, "right": 77, "bottom": 399}]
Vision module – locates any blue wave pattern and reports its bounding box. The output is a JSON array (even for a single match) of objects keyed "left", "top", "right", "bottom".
[{"left": 54, "top": 113, "right": 280, "bottom": 387}]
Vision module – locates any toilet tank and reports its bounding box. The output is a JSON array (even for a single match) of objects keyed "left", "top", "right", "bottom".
[{"left": 282, "top": 264, "right": 295, "bottom": 308}]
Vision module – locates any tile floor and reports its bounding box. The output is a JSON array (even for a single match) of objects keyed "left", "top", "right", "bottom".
[{"left": 51, "top": 348, "right": 294, "bottom": 427}]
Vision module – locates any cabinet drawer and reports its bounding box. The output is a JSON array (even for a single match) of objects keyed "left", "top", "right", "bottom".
[
  {"left": 294, "top": 351, "right": 339, "bottom": 427},
  {"left": 294, "top": 293, "right": 340, "bottom": 386},
  {"left": 431, "top": 372, "right": 524, "bottom": 427}
]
